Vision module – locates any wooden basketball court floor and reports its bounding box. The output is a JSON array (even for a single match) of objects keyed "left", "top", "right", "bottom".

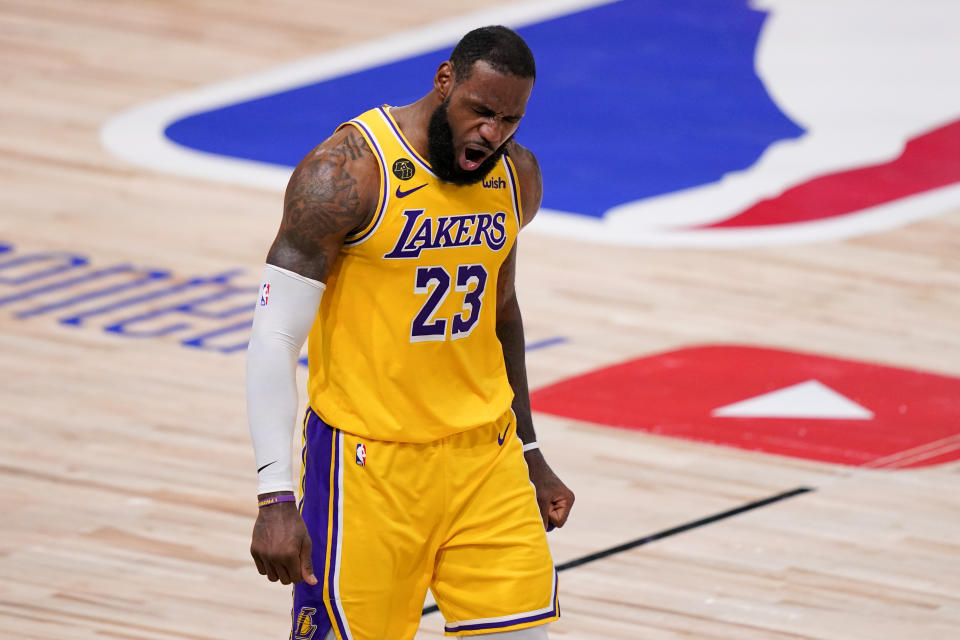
[{"left": 2, "top": 1, "right": 960, "bottom": 638}]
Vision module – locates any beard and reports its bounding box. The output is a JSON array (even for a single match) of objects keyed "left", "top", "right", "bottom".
[{"left": 427, "top": 100, "right": 511, "bottom": 186}]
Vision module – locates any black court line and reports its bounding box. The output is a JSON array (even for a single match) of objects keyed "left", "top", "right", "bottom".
[{"left": 421, "top": 486, "right": 813, "bottom": 616}]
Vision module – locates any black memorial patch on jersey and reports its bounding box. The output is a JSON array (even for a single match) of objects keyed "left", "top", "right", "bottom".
[{"left": 392, "top": 158, "right": 416, "bottom": 181}]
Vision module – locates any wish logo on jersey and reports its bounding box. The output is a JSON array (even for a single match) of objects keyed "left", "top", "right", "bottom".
[
  {"left": 102, "top": 0, "right": 960, "bottom": 247},
  {"left": 384, "top": 209, "right": 508, "bottom": 259}
]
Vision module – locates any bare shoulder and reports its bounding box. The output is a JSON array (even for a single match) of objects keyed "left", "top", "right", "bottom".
[
  {"left": 285, "top": 126, "right": 380, "bottom": 227},
  {"left": 266, "top": 126, "right": 380, "bottom": 280},
  {"left": 506, "top": 140, "right": 542, "bottom": 228}
]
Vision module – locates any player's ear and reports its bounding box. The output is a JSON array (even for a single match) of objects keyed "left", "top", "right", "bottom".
[{"left": 435, "top": 61, "right": 454, "bottom": 100}]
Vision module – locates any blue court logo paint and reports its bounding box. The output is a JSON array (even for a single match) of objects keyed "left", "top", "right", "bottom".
[
  {"left": 102, "top": 1, "right": 960, "bottom": 246},
  {"left": 162, "top": 0, "right": 800, "bottom": 220}
]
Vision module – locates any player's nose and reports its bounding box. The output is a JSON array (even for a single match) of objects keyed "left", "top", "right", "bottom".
[{"left": 478, "top": 119, "right": 503, "bottom": 147}]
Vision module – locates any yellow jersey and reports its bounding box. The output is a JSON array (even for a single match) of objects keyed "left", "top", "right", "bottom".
[{"left": 307, "top": 106, "right": 523, "bottom": 442}]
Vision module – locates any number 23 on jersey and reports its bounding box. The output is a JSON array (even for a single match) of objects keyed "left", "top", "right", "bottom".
[{"left": 411, "top": 264, "right": 488, "bottom": 342}]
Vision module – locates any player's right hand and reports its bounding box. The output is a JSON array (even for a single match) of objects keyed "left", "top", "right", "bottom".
[{"left": 250, "top": 497, "right": 318, "bottom": 586}]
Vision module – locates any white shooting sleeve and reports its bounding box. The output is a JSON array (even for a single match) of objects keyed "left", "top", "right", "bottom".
[{"left": 246, "top": 264, "right": 325, "bottom": 494}]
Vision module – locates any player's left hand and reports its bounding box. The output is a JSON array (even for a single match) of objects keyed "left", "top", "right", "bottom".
[{"left": 524, "top": 448, "right": 575, "bottom": 531}]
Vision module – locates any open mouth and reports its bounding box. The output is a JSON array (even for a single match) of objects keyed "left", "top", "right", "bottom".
[{"left": 460, "top": 146, "right": 488, "bottom": 171}]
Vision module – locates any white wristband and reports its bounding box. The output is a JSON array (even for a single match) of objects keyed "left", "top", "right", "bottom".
[{"left": 522, "top": 441, "right": 540, "bottom": 452}]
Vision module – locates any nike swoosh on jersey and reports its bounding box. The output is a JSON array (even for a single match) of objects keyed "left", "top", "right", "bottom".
[
  {"left": 395, "top": 183, "right": 427, "bottom": 198},
  {"left": 497, "top": 424, "right": 511, "bottom": 446}
]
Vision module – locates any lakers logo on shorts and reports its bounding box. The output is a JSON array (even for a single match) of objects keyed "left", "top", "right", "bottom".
[{"left": 294, "top": 606, "right": 318, "bottom": 640}]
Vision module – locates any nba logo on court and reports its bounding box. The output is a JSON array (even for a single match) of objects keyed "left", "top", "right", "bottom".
[
  {"left": 259, "top": 283, "right": 270, "bottom": 306},
  {"left": 356, "top": 443, "right": 366, "bottom": 466},
  {"left": 101, "top": 1, "right": 960, "bottom": 249}
]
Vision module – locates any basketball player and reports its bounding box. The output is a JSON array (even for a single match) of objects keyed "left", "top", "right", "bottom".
[{"left": 246, "top": 26, "right": 574, "bottom": 639}]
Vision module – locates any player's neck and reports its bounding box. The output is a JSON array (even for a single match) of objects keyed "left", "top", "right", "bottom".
[{"left": 388, "top": 96, "right": 436, "bottom": 163}]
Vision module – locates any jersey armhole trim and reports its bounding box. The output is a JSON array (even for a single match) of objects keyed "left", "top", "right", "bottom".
[
  {"left": 377, "top": 106, "right": 439, "bottom": 179},
  {"left": 337, "top": 120, "right": 389, "bottom": 246},
  {"left": 503, "top": 154, "right": 524, "bottom": 229}
]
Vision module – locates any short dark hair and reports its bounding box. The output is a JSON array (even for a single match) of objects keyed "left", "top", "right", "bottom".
[{"left": 449, "top": 26, "right": 536, "bottom": 82}]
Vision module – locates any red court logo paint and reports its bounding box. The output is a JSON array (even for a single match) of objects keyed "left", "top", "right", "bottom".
[
  {"left": 700, "top": 119, "right": 960, "bottom": 229},
  {"left": 530, "top": 345, "right": 960, "bottom": 468}
]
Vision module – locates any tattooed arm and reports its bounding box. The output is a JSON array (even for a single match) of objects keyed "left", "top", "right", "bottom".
[
  {"left": 267, "top": 126, "right": 380, "bottom": 280},
  {"left": 498, "top": 142, "right": 575, "bottom": 531},
  {"left": 249, "top": 127, "right": 378, "bottom": 587}
]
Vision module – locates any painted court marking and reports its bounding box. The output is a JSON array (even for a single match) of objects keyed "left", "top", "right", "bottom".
[
  {"left": 0, "top": 241, "right": 567, "bottom": 363},
  {"left": 711, "top": 379, "right": 874, "bottom": 420},
  {"left": 530, "top": 345, "right": 960, "bottom": 468},
  {"left": 101, "top": 0, "right": 960, "bottom": 247}
]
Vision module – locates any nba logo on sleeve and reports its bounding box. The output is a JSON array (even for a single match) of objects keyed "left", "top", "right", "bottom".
[
  {"left": 259, "top": 283, "right": 270, "bottom": 306},
  {"left": 355, "top": 443, "right": 367, "bottom": 466}
]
